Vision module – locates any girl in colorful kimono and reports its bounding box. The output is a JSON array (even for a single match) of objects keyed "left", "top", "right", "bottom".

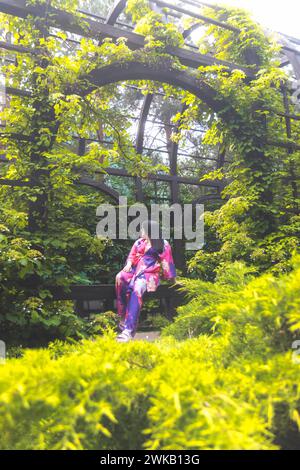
[{"left": 115, "top": 220, "right": 176, "bottom": 342}]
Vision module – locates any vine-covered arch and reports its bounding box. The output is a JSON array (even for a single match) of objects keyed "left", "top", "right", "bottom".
[
  {"left": 0, "top": 0, "right": 299, "bottom": 275},
  {"left": 81, "top": 60, "right": 236, "bottom": 118},
  {"left": 76, "top": 57, "right": 242, "bottom": 269}
]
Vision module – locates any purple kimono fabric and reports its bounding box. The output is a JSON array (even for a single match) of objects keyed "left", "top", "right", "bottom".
[{"left": 115, "top": 238, "right": 176, "bottom": 334}]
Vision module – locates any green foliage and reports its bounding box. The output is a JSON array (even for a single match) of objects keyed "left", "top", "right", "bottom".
[
  {"left": 0, "top": 324, "right": 299, "bottom": 449},
  {"left": 200, "top": 5, "right": 278, "bottom": 67},
  {"left": 0, "top": 3, "right": 299, "bottom": 451},
  {"left": 181, "top": 7, "right": 299, "bottom": 275},
  {"left": 126, "top": 0, "right": 184, "bottom": 50},
  {"left": 1, "top": 257, "right": 300, "bottom": 450},
  {"left": 148, "top": 313, "right": 171, "bottom": 330},
  {"left": 164, "top": 255, "right": 300, "bottom": 357}
]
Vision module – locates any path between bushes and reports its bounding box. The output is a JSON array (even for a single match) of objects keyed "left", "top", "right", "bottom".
[{"left": 133, "top": 331, "right": 160, "bottom": 342}]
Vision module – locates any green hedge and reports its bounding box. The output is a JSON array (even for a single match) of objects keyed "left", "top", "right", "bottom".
[
  {"left": 0, "top": 332, "right": 299, "bottom": 450},
  {"left": 1, "top": 256, "right": 299, "bottom": 450}
]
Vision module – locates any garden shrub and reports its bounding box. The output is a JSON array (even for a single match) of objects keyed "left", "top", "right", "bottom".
[
  {"left": 0, "top": 308, "right": 299, "bottom": 449},
  {"left": 163, "top": 255, "right": 300, "bottom": 358}
]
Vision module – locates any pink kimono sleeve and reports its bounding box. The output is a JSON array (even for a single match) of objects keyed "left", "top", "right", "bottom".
[
  {"left": 160, "top": 241, "right": 176, "bottom": 280},
  {"left": 126, "top": 238, "right": 142, "bottom": 266}
]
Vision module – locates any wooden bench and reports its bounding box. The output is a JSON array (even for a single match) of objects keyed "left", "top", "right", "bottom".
[{"left": 49, "top": 283, "right": 188, "bottom": 319}]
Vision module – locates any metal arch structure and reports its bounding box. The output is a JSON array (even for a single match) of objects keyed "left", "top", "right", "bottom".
[
  {"left": 278, "top": 35, "right": 300, "bottom": 80},
  {"left": 105, "top": 0, "right": 148, "bottom": 202},
  {"left": 76, "top": 58, "right": 239, "bottom": 275},
  {"left": 102, "top": 0, "right": 231, "bottom": 206},
  {"left": 103, "top": 0, "right": 300, "bottom": 69},
  {"left": 76, "top": 177, "right": 120, "bottom": 203},
  {"left": 0, "top": 0, "right": 257, "bottom": 75},
  {"left": 131, "top": 0, "right": 220, "bottom": 207},
  {"left": 106, "top": 0, "right": 127, "bottom": 26},
  {"left": 0, "top": 0, "right": 300, "bottom": 272},
  {"left": 0, "top": 0, "right": 297, "bottom": 73},
  {"left": 134, "top": 93, "right": 154, "bottom": 201},
  {"left": 80, "top": 60, "right": 238, "bottom": 118},
  {"left": 101, "top": 0, "right": 231, "bottom": 205}
]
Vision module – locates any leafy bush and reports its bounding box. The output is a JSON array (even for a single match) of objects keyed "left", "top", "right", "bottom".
[
  {"left": 1, "top": 257, "right": 300, "bottom": 450},
  {"left": 163, "top": 255, "right": 300, "bottom": 359},
  {"left": 0, "top": 206, "right": 109, "bottom": 346}
]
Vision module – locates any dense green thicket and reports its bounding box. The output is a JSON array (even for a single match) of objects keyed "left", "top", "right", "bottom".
[
  {"left": 165, "top": 255, "right": 300, "bottom": 350},
  {"left": 0, "top": 0, "right": 166, "bottom": 342},
  {"left": 1, "top": 255, "right": 299, "bottom": 450}
]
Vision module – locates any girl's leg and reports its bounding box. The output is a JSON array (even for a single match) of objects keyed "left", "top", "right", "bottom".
[
  {"left": 115, "top": 270, "right": 133, "bottom": 319},
  {"left": 123, "top": 276, "right": 147, "bottom": 336}
]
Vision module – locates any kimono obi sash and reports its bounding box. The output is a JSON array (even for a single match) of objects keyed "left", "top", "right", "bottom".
[{"left": 127, "top": 246, "right": 161, "bottom": 291}]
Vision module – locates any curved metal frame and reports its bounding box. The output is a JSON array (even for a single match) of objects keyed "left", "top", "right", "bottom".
[
  {"left": 76, "top": 177, "right": 120, "bottom": 203},
  {"left": 82, "top": 61, "right": 235, "bottom": 118},
  {"left": 106, "top": 0, "right": 128, "bottom": 26},
  {"left": 78, "top": 60, "right": 240, "bottom": 271}
]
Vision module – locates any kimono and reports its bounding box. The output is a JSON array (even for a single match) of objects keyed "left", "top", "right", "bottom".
[{"left": 115, "top": 238, "right": 176, "bottom": 335}]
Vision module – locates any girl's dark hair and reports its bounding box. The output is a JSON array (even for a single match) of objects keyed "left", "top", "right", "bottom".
[{"left": 141, "top": 220, "right": 164, "bottom": 254}]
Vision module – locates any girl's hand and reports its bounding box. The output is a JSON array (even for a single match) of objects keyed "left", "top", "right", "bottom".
[{"left": 123, "top": 262, "right": 132, "bottom": 272}]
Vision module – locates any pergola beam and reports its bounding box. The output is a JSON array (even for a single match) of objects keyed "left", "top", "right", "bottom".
[
  {"left": 0, "top": 157, "right": 225, "bottom": 189},
  {"left": 5, "top": 86, "right": 32, "bottom": 97},
  {"left": 98, "top": 166, "right": 225, "bottom": 188},
  {"left": 0, "top": 40, "right": 32, "bottom": 54},
  {"left": 76, "top": 176, "right": 120, "bottom": 202},
  {"left": 184, "top": 0, "right": 222, "bottom": 11},
  {"left": 279, "top": 33, "right": 300, "bottom": 46},
  {"left": 106, "top": 0, "right": 128, "bottom": 26},
  {"left": 0, "top": 178, "right": 32, "bottom": 186},
  {"left": 153, "top": 0, "right": 239, "bottom": 32},
  {"left": 0, "top": 0, "right": 256, "bottom": 76}
]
